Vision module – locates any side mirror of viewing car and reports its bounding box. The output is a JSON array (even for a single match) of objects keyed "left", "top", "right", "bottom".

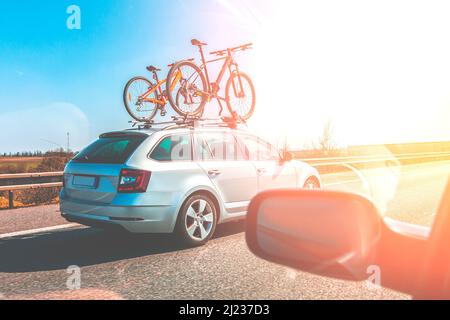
[
  {"left": 281, "top": 150, "right": 293, "bottom": 162},
  {"left": 246, "top": 189, "right": 383, "bottom": 280}
]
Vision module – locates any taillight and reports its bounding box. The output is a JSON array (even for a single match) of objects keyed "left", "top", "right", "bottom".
[{"left": 118, "top": 169, "right": 151, "bottom": 193}]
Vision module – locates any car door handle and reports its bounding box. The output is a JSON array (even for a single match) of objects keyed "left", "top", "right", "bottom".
[
  {"left": 257, "top": 168, "right": 267, "bottom": 174},
  {"left": 208, "top": 169, "right": 221, "bottom": 176}
]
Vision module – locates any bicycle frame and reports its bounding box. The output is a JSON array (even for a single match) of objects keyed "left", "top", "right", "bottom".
[
  {"left": 197, "top": 46, "right": 242, "bottom": 101},
  {"left": 140, "top": 70, "right": 183, "bottom": 106}
]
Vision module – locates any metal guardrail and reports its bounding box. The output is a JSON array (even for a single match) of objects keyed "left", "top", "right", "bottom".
[
  {"left": 1, "top": 151, "right": 450, "bottom": 209},
  {"left": 304, "top": 152, "right": 450, "bottom": 167},
  {"left": 0, "top": 172, "right": 63, "bottom": 209},
  {"left": 0, "top": 171, "right": 63, "bottom": 180},
  {"left": 300, "top": 151, "right": 450, "bottom": 164}
]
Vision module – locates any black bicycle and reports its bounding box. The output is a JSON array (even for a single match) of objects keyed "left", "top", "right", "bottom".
[{"left": 165, "top": 39, "right": 256, "bottom": 120}]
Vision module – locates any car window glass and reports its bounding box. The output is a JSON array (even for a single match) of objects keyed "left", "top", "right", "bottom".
[
  {"left": 201, "top": 132, "right": 246, "bottom": 161},
  {"left": 150, "top": 134, "right": 191, "bottom": 161},
  {"left": 194, "top": 134, "right": 215, "bottom": 161},
  {"left": 238, "top": 134, "right": 279, "bottom": 161},
  {"left": 72, "top": 136, "right": 146, "bottom": 164}
]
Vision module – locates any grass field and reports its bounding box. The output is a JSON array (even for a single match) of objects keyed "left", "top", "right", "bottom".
[{"left": 0, "top": 157, "right": 43, "bottom": 173}]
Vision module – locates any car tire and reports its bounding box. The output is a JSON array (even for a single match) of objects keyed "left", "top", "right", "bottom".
[
  {"left": 175, "top": 194, "right": 218, "bottom": 247},
  {"left": 303, "top": 177, "right": 320, "bottom": 189}
]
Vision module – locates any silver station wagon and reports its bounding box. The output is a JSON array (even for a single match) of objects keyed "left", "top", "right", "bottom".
[{"left": 60, "top": 122, "right": 321, "bottom": 246}]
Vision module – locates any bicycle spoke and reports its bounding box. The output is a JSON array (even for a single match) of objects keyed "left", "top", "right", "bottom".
[
  {"left": 129, "top": 79, "right": 157, "bottom": 114},
  {"left": 167, "top": 61, "right": 206, "bottom": 116},
  {"left": 177, "top": 67, "right": 202, "bottom": 112}
]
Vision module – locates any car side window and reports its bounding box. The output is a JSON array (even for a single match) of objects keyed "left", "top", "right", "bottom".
[
  {"left": 194, "top": 134, "right": 215, "bottom": 161},
  {"left": 237, "top": 134, "right": 279, "bottom": 161},
  {"left": 199, "top": 132, "right": 247, "bottom": 161},
  {"left": 150, "top": 134, "right": 192, "bottom": 161}
]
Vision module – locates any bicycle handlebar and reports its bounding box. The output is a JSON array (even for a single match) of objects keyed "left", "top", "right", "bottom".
[{"left": 210, "top": 43, "right": 253, "bottom": 56}]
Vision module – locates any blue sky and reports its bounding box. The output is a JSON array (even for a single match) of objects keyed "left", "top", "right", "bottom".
[
  {"left": 0, "top": 0, "right": 257, "bottom": 152},
  {"left": 1, "top": 0, "right": 450, "bottom": 153}
]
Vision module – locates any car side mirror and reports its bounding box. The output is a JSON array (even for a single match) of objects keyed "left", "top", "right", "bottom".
[
  {"left": 280, "top": 150, "right": 293, "bottom": 162},
  {"left": 246, "top": 189, "right": 383, "bottom": 280}
]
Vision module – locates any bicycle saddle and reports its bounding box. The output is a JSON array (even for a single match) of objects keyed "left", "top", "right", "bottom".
[
  {"left": 191, "top": 39, "right": 207, "bottom": 46},
  {"left": 146, "top": 65, "right": 161, "bottom": 72}
]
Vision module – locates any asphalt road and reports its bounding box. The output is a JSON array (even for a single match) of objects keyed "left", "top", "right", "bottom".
[{"left": 0, "top": 161, "right": 448, "bottom": 300}]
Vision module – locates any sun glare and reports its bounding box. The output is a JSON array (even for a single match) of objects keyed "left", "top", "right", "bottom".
[{"left": 218, "top": 0, "right": 450, "bottom": 148}]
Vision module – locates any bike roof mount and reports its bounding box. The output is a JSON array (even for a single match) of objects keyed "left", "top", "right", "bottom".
[{"left": 128, "top": 112, "right": 247, "bottom": 130}]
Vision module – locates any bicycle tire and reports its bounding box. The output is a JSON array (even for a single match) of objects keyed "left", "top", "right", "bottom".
[
  {"left": 225, "top": 72, "right": 256, "bottom": 121},
  {"left": 123, "top": 76, "right": 159, "bottom": 122},
  {"left": 166, "top": 60, "right": 207, "bottom": 117},
  {"left": 176, "top": 87, "right": 204, "bottom": 117}
]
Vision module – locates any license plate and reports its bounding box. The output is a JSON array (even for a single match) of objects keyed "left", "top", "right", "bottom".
[{"left": 72, "top": 175, "right": 98, "bottom": 188}]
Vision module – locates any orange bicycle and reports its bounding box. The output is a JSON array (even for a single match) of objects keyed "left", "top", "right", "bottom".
[
  {"left": 166, "top": 39, "right": 256, "bottom": 120},
  {"left": 123, "top": 60, "right": 193, "bottom": 122}
]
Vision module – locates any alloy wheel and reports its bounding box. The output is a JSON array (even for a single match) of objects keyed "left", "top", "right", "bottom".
[{"left": 184, "top": 199, "right": 214, "bottom": 241}]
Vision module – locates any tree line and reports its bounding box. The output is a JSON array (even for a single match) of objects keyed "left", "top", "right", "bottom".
[{"left": 1, "top": 150, "right": 75, "bottom": 157}]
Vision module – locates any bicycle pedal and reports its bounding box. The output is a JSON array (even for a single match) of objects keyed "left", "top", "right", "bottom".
[{"left": 160, "top": 110, "right": 167, "bottom": 116}]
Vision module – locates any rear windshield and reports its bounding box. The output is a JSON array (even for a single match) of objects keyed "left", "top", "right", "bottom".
[{"left": 73, "top": 136, "right": 147, "bottom": 164}]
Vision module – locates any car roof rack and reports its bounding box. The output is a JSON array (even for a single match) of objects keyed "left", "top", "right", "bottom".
[{"left": 128, "top": 112, "right": 247, "bottom": 131}]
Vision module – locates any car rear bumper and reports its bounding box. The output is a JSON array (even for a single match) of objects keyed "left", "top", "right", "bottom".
[{"left": 60, "top": 195, "right": 178, "bottom": 233}]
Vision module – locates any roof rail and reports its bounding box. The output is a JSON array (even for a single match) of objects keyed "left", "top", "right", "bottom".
[{"left": 128, "top": 112, "right": 247, "bottom": 130}]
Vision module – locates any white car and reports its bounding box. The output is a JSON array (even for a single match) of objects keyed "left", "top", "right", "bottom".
[{"left": 60, "top": 122, "right": 321, "bottom": 246}]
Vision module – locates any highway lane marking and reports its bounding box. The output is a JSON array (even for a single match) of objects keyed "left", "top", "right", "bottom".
[{"left": 0, "top": 223, "right": 80, "bottom": 239}]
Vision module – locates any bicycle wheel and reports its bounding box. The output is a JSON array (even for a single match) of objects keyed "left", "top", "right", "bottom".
[
  {"left": 166, "top": 61, "right": 207, "bottom": 117},
  {"left": 176, "top": 87, "right": 204, "bottom": 118},
  {"left": 123, "top": 76, "right": 159, "bottom": 122},
  {"left": 225, "top": 72, "right": 256, "bottom": 120}
]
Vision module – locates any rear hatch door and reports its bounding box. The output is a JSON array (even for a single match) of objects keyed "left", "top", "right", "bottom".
[{"left": 64, "top": 131, "right": 148, "bottom": 204}]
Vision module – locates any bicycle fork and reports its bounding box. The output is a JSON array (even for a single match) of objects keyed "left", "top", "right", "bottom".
[
  {"left": 229, "top": 61, "right": 244, "bottom": 98},
  {"left": 214, "top": 60, "right": 243, "bottom": 116}
]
